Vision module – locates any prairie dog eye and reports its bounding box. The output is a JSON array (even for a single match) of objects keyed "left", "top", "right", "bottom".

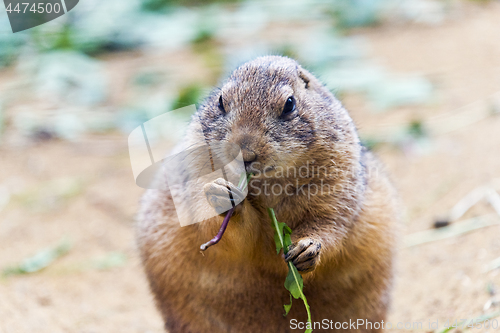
[
  {"left": 281, "top": 96, "right": 296, "bottom": 119},
  {"left": 218, "top": 95, "right": 226, "bottom": 114}
]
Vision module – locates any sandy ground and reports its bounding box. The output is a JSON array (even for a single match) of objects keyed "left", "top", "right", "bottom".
[{"left": 1, "top": 2, "right": 500, "bottom": 332}]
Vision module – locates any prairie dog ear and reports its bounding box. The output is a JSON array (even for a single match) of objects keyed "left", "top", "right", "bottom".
[{"left": 297, "top": 66, "right": 313, "bottom": 89}]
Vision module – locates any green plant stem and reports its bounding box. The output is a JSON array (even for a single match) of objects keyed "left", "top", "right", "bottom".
[
  {"left": 267, "top": 207, "right": 312, "bottom": 333},
  {"left": 268, "top": 207, "right": 285, "bottom": 252},
  {"left": 287, "top": 261, "right": 312, "bottom": 326}
]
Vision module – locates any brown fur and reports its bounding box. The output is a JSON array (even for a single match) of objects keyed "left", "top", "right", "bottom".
[{"left": 137, "top": 56, "right": 400, "bottom": 332}]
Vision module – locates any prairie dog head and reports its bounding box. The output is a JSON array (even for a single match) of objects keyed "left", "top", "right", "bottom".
[{"left": 196, "top": 56, "right": 361, "bottom": 179}]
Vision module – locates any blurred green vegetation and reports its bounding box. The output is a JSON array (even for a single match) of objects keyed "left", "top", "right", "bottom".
[
  {"left": 408, "top": 119, "right": 427, "bottom": 139},
  {"left": 2, "top": 239, "right": 72, "bottom": 277},
  {"left": 142, "top": 0, "right": 241, "bottom": 11},
  {"left": 172, "top": 84, "right": 206, "bottom": 110},
  {"left": 329, "top": 0, "right": 382, "bottom": 29},
  {"left": 0, "top": 0, "right": 441, "bottom": 145}
]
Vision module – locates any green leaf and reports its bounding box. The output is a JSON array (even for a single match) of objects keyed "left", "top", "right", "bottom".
[
  {"left": 268, "top": 207, "right": 313, "bottom": 332},
  {"left": 274, "top": 221, "right": 290, "bottom": 254},
  {"left": 285, "top": 262, "right": 304, "bottom": 299},
  {"left": 283, "top": 234, "right": 293, "bottom": 253},
  {"left": 2, "top": 238, "right": 72, "bottom": 276},
  {"left": 267, "top": 208, "right": 285, "bottom": 252},
  {"left": 284, "top": 294, "right": 292, "bottom": 316},
  {"left": 283, "top": 225, "right": 293, "bottom": 252},
  {"left": 274, "top": 232, "right": 283, "bottom": 254}
]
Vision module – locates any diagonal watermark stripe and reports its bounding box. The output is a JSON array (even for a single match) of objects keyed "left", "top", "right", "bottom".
[{"left": 128, "top": 105, "right": 247, "bottom": 227}]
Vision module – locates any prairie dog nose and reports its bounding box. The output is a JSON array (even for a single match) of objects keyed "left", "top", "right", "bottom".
[{"left": 242, "top": 148, "right": 257, "bottom": 163}]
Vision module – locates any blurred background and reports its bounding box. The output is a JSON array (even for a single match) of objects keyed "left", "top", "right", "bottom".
[{"left": 1, "top": 0, "right": 500, "bottom": 332}]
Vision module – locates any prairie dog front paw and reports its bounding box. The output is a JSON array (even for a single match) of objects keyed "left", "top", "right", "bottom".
[
  {"left": 284, "top": 238, "right": 322, "bottom": 273},
  {"left": 203, "top": 178, "right": 245, "bottom": 214}
]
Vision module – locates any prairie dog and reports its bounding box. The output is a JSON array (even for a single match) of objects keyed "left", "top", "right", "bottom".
[{"left": 137, "top": 56, "right": 399, "bottom": 332}]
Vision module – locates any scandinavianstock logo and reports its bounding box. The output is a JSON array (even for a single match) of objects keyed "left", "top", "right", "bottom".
[
  {"left": 4, "top": 0, "right": 79, "bottom": 33},
  {"left": 128, "top": 105, "right": 247, "bottom": 227}
]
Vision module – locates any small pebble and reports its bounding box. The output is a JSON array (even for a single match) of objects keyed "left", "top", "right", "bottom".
[{"left": 433, "top": 219, "right": 450, "bottom": 229}]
